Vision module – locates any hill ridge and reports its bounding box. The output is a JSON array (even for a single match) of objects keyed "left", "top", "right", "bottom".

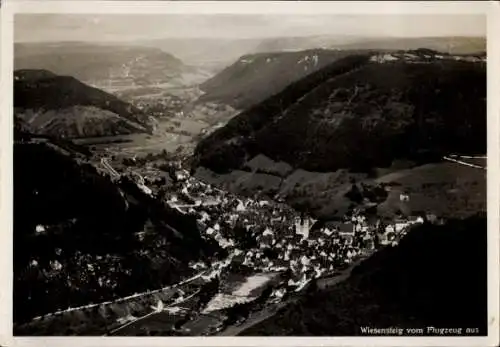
[
  {"left": 197, "top": 49, "right": 370, "bottom": 110},
  {"left": 13, "top": 136, "right": 217, "bottom": 325},
  {"left": 14, "top": 69, "right": 154, "bottom": 138},
  {"left": 193, "top": 50, "right": 485, "bottom": 174}
]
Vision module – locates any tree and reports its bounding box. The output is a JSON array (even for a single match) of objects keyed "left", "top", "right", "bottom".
[{"left": 345, "top": 184, "right": 363, "bottom": 204}]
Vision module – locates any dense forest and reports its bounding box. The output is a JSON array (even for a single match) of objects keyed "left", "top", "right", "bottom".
[
  {"left": 193, "top": 52, "right": 485, "bottom": 174},
  {"left": 14, "top": 140, "right": 218, "bottom": 323}
]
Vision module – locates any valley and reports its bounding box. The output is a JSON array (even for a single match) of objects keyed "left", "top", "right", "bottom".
[{"left": 12, "top": 36, "right": 488, "bottom": 337}]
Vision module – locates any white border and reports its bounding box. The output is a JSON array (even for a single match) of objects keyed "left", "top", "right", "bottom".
[
  {"left": 1, "top": 1, "right": 499, "bottom": 347},
  {"left": 0, "top": 0, "right": 495, "bottom": 14}
]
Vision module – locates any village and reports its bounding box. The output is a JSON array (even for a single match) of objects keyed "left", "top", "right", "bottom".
[
  {"left": 104, "top": 160, "right": 439, "bottom": 335},
  {"left": 122, "top": 159, "right": 432, "bottom": 304},
  {"left": 24, "top": 153, "right": 438, "bottom": 336},
  {"left": 21, "top": 145, "right": 478, "bottom": 337}
]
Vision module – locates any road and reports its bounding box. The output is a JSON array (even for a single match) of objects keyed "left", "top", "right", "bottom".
[
  {"left": 449, "top": 154, "right": 487, "bottom": 159},
  {"left": 102, "top": 271, "right": 209, "bottom": 335},
  {"left": 108, "top": 289, "right": 202, "bottom": 336},
  {"left": 100, "top": 157, "right": 121, "bottom": 178},
  {"left": 443, "top": 156, "right": 486, "bottom": 170},
  {"left": 101, "top": 157, "right": 148, "bottom": 185},
  {"left": 169, "top": 201, "right": 220, "bottom": 208}
]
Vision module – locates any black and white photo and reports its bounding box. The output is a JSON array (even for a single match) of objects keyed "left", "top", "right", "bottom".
[{"left": 1, "top": 1, "right": 498, "bottom": 345}]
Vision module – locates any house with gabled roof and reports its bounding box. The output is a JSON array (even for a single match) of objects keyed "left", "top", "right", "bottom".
[{"left": 338, "top": 223, "right": 355, "bottom": 236}]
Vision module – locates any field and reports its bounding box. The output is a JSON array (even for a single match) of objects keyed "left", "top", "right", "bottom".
[
  {"left": 72, "top": 105, "right": 236, "bottom": 159},
  {"left": 194, "top": 155, "right": 486, "bottom": 220},
  {"left": 375, "top": 160, "right": 486, "bottom": 218},
  {"left": 75, "top": 117, "right": 208, "bottom": 156}
]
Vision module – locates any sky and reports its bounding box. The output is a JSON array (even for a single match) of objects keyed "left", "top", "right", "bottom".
[{"left": 14, "top": 14, "right": 486, "bottom": 42}]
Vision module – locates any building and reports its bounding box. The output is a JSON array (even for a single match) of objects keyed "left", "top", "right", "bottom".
[
  {"left": 394, "top": 219, "right": 410, "bottom": 233},
  {"left": 341, "top": 234, "right": 354, "bottom": 246},
  {"left": 426, "top": 213, "right": 438, "bottom": 223},
  {"left": 260, "top": 228, "right": 275, "bottom": 246},
  {"left": 295, "top": 217, "right": 312, "bottom": 240},
  {"left": 378, "top": 232, "right": 390, "bottom": 246},
  {"left": 399, "top": 193, "right": 410, "bottom": 202},
  {"left": 409, "top": 215, "right": 425, "bottom": 224},
  {"left": 338, "top": 223, "right": 355, "bottom": 237},
  {"left": 362, "top": 235, "right": 376, "bottom": 250}
]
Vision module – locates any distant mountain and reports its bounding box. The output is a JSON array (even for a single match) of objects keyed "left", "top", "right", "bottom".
[
  {"left": 141, "top": 37, "right": 266, "bottom": 69},
  {"left": 334, "top": 36, "right": 486, "bottom": 55},
  {"left": 198, "top": 49, "right": 367, "bottom": 110},
  {"left": 14, "top": 69, "right": 154, "bottom": 138},
  {"left": 251, "top": 35, "right": 370, "bottom": 53},
  {"left": 13, "top": 135, "right": 218, "bottom": 324},
  {"left": 142, "top": 35, "right": 485, "bottom": 70},
  {"left": 196, "top": 36, "right": 484, "bottom": 111},
  {"left": 14, "top": 42, "right": 192, "bottom": 89},
  {"left": 242, "top": 214, "right": 487, "bottom": 335},
  {"left": 253, "top": 36, "right": 486, "bottom": 55},
  {"left": 193, "top": 51, "right": 486, "bottom": 175}
]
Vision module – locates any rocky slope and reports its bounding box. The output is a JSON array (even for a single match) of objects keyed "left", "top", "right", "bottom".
[{"left": 14, "top": 69, "right": 155, "bottom": 138}]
